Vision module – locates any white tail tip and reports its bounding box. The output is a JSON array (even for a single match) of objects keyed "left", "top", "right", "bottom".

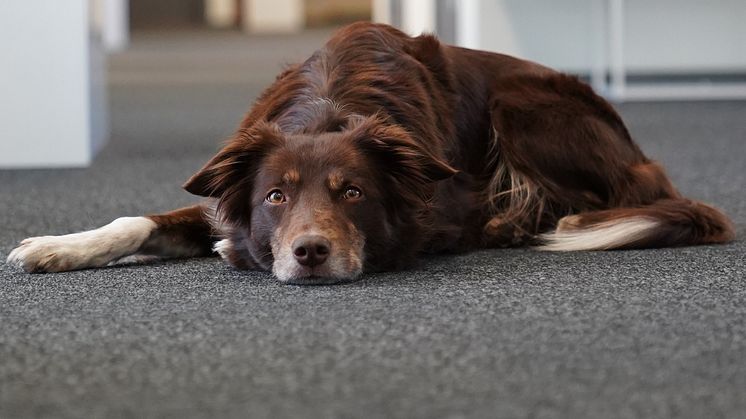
[{"left": 537, "top": 217, "right": 660, "bottom": 251}]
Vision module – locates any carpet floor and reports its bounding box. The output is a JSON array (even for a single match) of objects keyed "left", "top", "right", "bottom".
[{"left": 1, "top": 29, "right": 745, "bottom": 419}]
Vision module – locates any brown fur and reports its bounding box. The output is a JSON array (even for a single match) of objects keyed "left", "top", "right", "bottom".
[
  {"left": 179, "top": 22, "right": 734, "bottom": 282},
  {"left": 11, "top": 22, "right": 734, "bottom": 283}
]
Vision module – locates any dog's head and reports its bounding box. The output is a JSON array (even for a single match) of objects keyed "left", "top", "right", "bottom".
[{"left": 184, "top": 115, "right": 456, "bottom": 284}]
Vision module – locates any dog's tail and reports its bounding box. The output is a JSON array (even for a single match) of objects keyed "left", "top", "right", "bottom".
[{"left": 537, "top": 199, "right": 735, "bottom": 251}]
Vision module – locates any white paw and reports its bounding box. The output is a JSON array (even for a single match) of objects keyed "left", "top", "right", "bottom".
[
  {"left": 7, "top": 235, "right": 94, "bottom": 273},
  {"left": 6, "top": 217, "right": 156, "bottom": 273}
]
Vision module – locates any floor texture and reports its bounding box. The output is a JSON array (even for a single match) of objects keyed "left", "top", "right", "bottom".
[{"left": 1, "top": 29, "right": 745, "bottom": 419}]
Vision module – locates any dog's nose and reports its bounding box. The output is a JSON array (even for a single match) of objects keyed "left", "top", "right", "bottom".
[{"left": 292, "top": 235, "right": 331, "bottom": 267}]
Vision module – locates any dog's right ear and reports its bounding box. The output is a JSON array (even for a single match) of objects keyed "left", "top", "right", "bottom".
[{"left": 183, "top": 122, "right": 283, "bottom": 198}]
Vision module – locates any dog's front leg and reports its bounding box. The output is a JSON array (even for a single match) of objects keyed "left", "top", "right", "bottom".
[{"left": 7, "top": 205, "right": 215, "bottom": 273}]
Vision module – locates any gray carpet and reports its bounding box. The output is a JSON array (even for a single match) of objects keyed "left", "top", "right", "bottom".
[{"left": 1, "top": 30, "right": 745, "bottom": 419}]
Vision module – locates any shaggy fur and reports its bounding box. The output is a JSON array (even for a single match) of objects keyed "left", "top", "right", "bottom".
[{"left": 8, "top": 22, "right": 734, "bottom": 284}]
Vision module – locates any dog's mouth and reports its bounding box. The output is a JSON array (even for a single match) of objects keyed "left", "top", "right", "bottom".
[
  {"left": 276, "top": 265, "right": 361, "bottom": 285},
  {"left": 283, "top": 274, "right": 357, "bottom": 285}
]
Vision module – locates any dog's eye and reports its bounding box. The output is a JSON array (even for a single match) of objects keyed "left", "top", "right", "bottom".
[
  {"left": 343, "top": 186, "right": 362, "bottom": 200},
  {"left": 266, "top": 190, "right": 286, "bottom": 204}
]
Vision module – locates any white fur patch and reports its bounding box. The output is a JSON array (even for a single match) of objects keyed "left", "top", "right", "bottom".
[
  {"left": 7, "top": 217, "right": 156, "bottom": 272},
  {"left": 212, "top": 238, "right": 232, "bottom": 261},
  {"left": 537, "top": 217, "right": 660, "bottom": 251}
]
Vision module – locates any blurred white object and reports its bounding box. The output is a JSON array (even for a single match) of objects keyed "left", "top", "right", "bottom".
[
  {"left": 401, "top": 0, "right": 435, "bottom": 36},
  {"left": 206, "top": 0, "right": 237, "bottom": 29},
  {"left": 0, "top": 0, "right": 108, "bottom": 168},
  {"left": 243, "top": 0, "right": 305, "bottom": 33},
  {"left": 455, "top": 0, "right": 480, "bottom": 49},
  {"left": 372, "top": 0, "right": 392, "bottom": 25},
  {"left": 91, "top": 0, "right": 129, "bottom": 52}
]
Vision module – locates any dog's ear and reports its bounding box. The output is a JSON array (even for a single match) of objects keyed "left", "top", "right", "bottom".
[
  {"left": 348, "top": 115, "right": 458, "bottom": 186},
  {"left": 183, "top": 122, "right": 283, "bottom": 198}
]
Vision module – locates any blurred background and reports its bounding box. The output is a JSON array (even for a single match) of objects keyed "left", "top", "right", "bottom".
[{"left": 1, "top": 0, "right": 745, "bottom": 168}]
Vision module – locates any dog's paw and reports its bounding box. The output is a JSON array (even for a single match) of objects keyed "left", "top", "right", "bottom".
[
  {"left": 482, "top": 216, "right": 531, "bottom": 247},
  {"left": 6, "top": 235, "right": 91, "bottom": 273},
  {"left": 7, "top": 218, "right": 157, "bottom": 274}
]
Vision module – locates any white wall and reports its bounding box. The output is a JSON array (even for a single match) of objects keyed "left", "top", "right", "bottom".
[
  {"left": 0, "top": 0, "right": 107, "bottom": 168},
  {"left": 623, "top": 0, "right": 746, "bottom": 73},
  {"left": 477, "top": 0, "right": 746, "bottom": 74}
]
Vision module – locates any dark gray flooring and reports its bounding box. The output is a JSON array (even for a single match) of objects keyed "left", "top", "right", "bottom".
[{"left": 1, "top": 30, "right": 745, "bottom": 419}]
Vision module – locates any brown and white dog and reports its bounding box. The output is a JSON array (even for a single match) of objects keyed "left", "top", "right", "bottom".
[{"left": 7, "top": 23, "right": 735, "bottom": 284}]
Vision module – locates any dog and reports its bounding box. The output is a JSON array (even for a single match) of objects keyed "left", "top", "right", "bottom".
[{"left": 7, "top": 22, "right": 735, "bottom": 284}]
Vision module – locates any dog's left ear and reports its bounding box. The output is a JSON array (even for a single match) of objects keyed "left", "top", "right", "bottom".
[
  {"left": 348, "top": 115, "right": 458, "bottom": 184},
  {"left": 183, "top": 122, "right": 283, "bottom": 197}
]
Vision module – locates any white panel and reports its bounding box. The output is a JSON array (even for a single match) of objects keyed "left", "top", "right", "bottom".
[
  {"left": 624, "top": 0, "right": 746, "bottom": 72},
  {"left": 474, "top": 0, "right": 746, "bottom": 74},
  {"left": 0, "top": 0, "right": 93, "bottom": 168}
]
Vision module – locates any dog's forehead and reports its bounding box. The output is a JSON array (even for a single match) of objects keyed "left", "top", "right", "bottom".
[{"left": 261, "top": 131, "right": 365, "bottom": 180}]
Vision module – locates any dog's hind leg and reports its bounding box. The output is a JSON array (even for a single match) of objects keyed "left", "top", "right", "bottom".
[
  {"left": 482, "top": 73, "right": 734, "bottom": 250},
  {"left": 7, "top": 205, "right": 216, "bottom": 273}
]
